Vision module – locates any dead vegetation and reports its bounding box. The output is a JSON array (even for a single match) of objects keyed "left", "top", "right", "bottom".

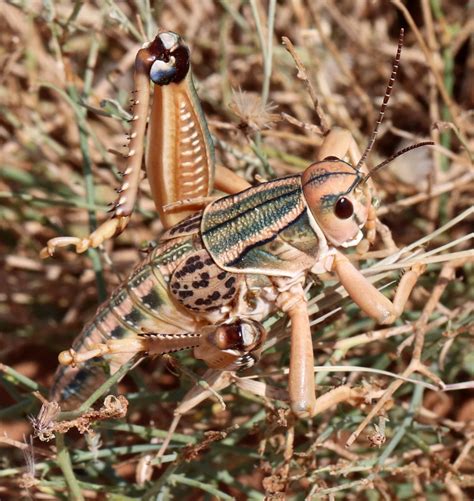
[{"left": 1, "top": 1, "right": 473, "bottom": 499}]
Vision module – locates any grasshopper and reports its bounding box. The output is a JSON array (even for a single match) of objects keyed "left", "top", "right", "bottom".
[{"left": 44, "top": 30, "right": 431, "bottom": 425}]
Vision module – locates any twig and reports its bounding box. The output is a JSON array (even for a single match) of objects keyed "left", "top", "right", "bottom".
[
  {"left": 281, "top": 36, "right": 330, "bottom": 133},
  {"left": 56, "top": 434, "right": 84, "bottom": 501},
  {"left": 345, "top": 259, "right": 466, "bottom": 447}
]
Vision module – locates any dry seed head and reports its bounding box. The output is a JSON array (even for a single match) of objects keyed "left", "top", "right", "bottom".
[
  {"left": 229, "top": 88, "right": 280, "bottom": 132},
  {"left": 29, "top": 401, "right": 60, "bottom": 442},
  {"left": 86, "top": 432, "right": 103, "bottom": 462},
  {"left": 20, "top": 435, "right": 38, "bottom": 489}
]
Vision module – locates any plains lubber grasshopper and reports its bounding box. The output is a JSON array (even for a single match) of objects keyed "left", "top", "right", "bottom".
[{"left": 42, "top": 30, "right": 432, "bottom": 433}]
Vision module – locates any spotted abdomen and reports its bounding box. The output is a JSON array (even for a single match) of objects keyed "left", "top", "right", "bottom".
[
  {"left": 50, "top": 238, "right": 201, "bottom": 410},
  {"left": 169, "top": 248, "right": 241, "bottom": 313}
]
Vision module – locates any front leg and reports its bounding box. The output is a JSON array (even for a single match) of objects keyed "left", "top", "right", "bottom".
[
  {"left": 331, "top": 249, "right": 425, "bottom": 324},
  {"left": 277, "top": 284, "right": 316, "bottom": 418},
  {"left": 41, "top": 32, "right": 253, "bottom": 258},
  {"left": 40, "top": 39, "right": 154, "bottom": 257}
]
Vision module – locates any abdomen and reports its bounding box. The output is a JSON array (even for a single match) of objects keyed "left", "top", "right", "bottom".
[{"left": 50, "top": 239, "right": 200, "bottom": 409}]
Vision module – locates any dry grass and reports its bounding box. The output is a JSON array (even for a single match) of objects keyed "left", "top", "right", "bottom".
[{"left": 1, "top": 1, "right": 473, "bottom": 499}]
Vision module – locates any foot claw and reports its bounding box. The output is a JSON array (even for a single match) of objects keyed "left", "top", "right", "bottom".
[
  {"left": 39, "top": 217, "right": 129, "bottom": 258},
  {"left": 40, "top": 237, "right": 86, "bottom": 259},
  {"left": 58, "top": 349, "right": 77, "bottom": 367}
]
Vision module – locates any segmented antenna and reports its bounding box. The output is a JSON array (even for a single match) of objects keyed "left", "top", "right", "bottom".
[
  {"left": 355, "top": 28, "right": 405, "bottom": 171},
  {"left": 361, "top": 140, "right": 435, "bottom": 184}
]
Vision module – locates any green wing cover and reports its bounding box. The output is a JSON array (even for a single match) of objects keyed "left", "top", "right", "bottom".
[{"left": 201, "top": 176, "right": 320, "bottom": 277}]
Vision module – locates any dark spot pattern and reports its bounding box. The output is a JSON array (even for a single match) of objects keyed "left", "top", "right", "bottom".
[
  {"left": 169, "top": 249, "right": 240, "bottom": 313},
  {"left": 140, "top": 290, "right": 162, "bottom": 310},
  {"left": 110, "top": 325, "right": 127, "bottom": 339},
  {"left": 235, "top": 353, "right": 257, "bottom": 370},
  {"left": 123, "top": 309, "right": 143, "bottom": 328},
  {"left": 167, "top": 213, "right": 203, "bottom": 237},
  {"left": 225, "top": 277, "right": 236, "bottom": 288},
  {"left": 222, "top": 287, "right": 236, "bottom": 300}
]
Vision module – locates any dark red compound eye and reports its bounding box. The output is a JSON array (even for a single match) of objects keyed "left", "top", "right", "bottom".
[{"left": 334, "top": 197, "right": 354, "bottom": 219}]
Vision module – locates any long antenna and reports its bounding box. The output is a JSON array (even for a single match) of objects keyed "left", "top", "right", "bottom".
[
  {"left": 361, "top": 141, "right": 435, "bottom": 184},
  {"left": 355, "top": 28, "right": 405, "bottom": 171}
]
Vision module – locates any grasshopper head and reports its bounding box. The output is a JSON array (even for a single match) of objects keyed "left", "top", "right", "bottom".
[
  {"left": 301, "top": 30, "right": 435, "bottom": 249},
  {"left": 302, "top": 157, "right": 369, "bottom": 247},
  {"left": 136, "top": 31, "right": 190, "bottom": 85}
]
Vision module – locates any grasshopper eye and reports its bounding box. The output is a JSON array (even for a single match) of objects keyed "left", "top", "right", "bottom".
[{"left": 334, "top": 197, "right": 354, "bottom": 219}]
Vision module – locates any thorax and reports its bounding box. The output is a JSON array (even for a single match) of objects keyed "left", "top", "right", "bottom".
[{"left": 149, "top": 178, "right": 337, "bottom": 326}]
